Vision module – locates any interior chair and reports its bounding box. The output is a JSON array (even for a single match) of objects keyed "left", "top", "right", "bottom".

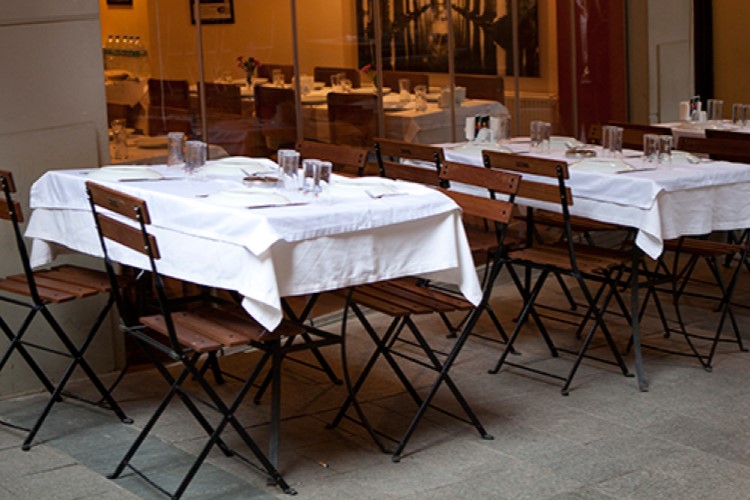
[
  {"left": 380, "top": 70, "right": 429, "bottom": 90},
  {"left": 607, "top": 121, "right": 673, "bottom": 150},
  {"left": 0, "top": 170, "right": 131, "bottom": 450},
  {"left": 454, "top": 74, "right": 505, "bottom": 102},
  {"left": 85, "top": 181, "right": 337, "bottom": 497},
  {"left": 200, "top": 82, "right": 268, "bottom": 157},
  {"left": 257, "top": 63, "right": 295, "bottom": 83},
  {"left": 255, "top": 84, "right": 297, "bottom": 150},
  {"left": 147, "top": 78, "right": 192, "bottom": 137},
  {"left": 296, "top": 140, "right": 370, "bottom": 177},
  {"left": 702, "top": 129, "right": 750, "bottom": 162},
  {"left": 328, "top": 162, "right": 520, "bottom": 461},
  {"left": 327, "top": 92, "right": 378, "bottom": 147},
  {"left": 314, "top": 66, "right": 361, "bottom": 88},
  {"left": 482, "top": 152, "right": 634, "bottom": 395}
]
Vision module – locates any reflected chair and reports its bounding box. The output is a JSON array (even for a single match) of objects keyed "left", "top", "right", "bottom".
[
  {"left": 327, "top": 92, "right": 378, "bottom": 147},
  {"left": 381, "top": 70, "right": 429, "bottom": 90},
  {"left": 296, "top": 140, "right": 369, "bottom": 176},
  {"left": 0, "top": 170, "right": 131, "bottom": 450},
  {"left": 200, "top": 82, "right": 268, "bottom": 157},
  {"left": 257, "top": 63, "right": 295, "bottom": 83},
  {"left": 701, "top": 130, "right": 750, "bottom": 162},
  {"left": 483, "top": 152, "right": 633, "bottom": 395},
  {"left": 147, "top": 78, "right": 192, "bottom": 137},
  {"left": 255, "top": 85, "right": 297, "bottom": 150},
  {"left": 314, "top": 67, "right": 361, "bottom": 88},
  {"left": 454, "top": 74, "right": 505, "bottom": 102},
  {"left": 328, "top": 162, "right": 520, "bottom": 461},
  {"left": 86, "top": 182, "right": 304, "bottom": 497}
]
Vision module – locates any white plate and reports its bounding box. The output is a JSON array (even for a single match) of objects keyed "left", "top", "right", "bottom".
[
  {"left": 208, "top": 157, "right": 278, "bottom": 175},
  {"left": 331, "top": 177, "right": 399, "bottom": 197},
  {"left": 671, "top": 150, "right": 703, "bottom": 164},
  {"left": 88, "top": 166, "right": 162, "bottom": 181},
  {"left": 570, "top": 158, "right": 635, "bottom": 173},
  {"left": 551, "top": 136, "right": 584, "bottom": 149},
  {"left": 135, "top": 136, "right": 169, "bottom": 149},
  {"left": 450, "top": 143, "right": 513, "bottom": 154},
  {"left": 204, "top": 189, "right": 290, "bottom": 208}
]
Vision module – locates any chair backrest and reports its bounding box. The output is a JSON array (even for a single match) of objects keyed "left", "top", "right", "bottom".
[
  {"left": 705, "top": 128, "right": 750, "bottom": 141},
  {"left": 454, "top": 74, "right": 505, "bottom": 102},
  {"left": 147, "top": 78, "right": 192, "bottom": 136},
  {"left": 85, "top": 181, "right": 181, "bottom": 349},
  {"left": 254, "top": 85, "right": 297, "bottom": 149},
  {"left": 257, "top": 64, "right": 294, "bottom": 83},
  {"left": 327, "top": 92, "right": 378, "bottom": 147},
  {"left": 200, "top": 82, "right": 242, "bottom": 116},
  {"left": 381, "top": 70, "right": 429, "bottom": 90},
  {"left": 587, "top": 123, "right": 603, "bottom": 145},
  {"left": 678, "top": 136, "right": 750, "bottom": 163},
  {"left": 608, "top": 121, "right": 672, "bottom": 150},
  {"left": 314, "top": 67, "right": 361, "bottom": 88},
  {"left": 374, "top": 138, "right": 444, "bottom": 186},
  {"left": 0, "top": 170, "right": 37, "bottom": 295},
  {"left": 438, "top": 161, "right": 519, "bottom": 223},
  {"left": 296, "top": 140, "right": 369, "bottom": 176}
]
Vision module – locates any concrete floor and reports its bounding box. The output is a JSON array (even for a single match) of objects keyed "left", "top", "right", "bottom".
[{"left": 1, "top": 263, "right": 750, "bottom": 499}]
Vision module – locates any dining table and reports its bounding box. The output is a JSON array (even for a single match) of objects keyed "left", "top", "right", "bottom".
[
  {"left": 442, "top": 138, "right": 750, "bottom": 389},
  {"left": 25, "top": 159, "right": 482, "bottom": 331}
]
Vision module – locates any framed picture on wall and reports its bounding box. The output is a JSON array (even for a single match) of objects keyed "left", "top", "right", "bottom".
[
  {"left": 189, "top": 0, "right": 235, "bottom": 25},
  {"left": 107, "top": 0, "right": 133, "bottom": 5}
]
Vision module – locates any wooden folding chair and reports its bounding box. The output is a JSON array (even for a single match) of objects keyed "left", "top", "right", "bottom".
[
  {"left": 296, "top": 140, "right": 370, "bottom": 177},
  {"left": 482, "top": 153, "right": 633, "bottom": 395},
  {"left": 85, "top": 181, "right": 312, "bottom": 497},
  {"left": 327, "top": 92, "right": 378, "bottom": 147},
  {"left": 147, "top": 78, "right": 192, "bottom": 137},
  {"left": 454, "top": 74, "right": 505, "bottom": 102},
  {"left": 0, "top": 170, "right": 132, "bottom": 450},
  {"left": 328, "top": 163, "right": 520, "bottom": 461}
]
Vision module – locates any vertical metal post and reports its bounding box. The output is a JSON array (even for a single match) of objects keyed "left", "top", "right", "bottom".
[
  {"left": 511, "top": 0, "right": 521, "bottom": 136},
  {"left": 569, "top": 0, "right": 579, "bottom": 137},
  {"left": 374, "top": 0, "right": 385, "bottom": 138},
  {"left": 447, "top": 0, "right": 457, "bottom": 142},
  {"left": 291, "top": 0, "right": 303, "bottom": 145},
  {"left": 193, "top": 0, "right": 207, "bottom": 142}
]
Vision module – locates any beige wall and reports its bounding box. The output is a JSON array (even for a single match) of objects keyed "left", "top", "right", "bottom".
[
  {"left": 99, "top": 0, "right": 556, "bottom": 96},
  {"left": 713, "top": 2, "right": 750, "bottom": 107}
]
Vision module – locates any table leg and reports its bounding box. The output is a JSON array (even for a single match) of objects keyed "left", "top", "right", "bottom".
[{"left": 631, "top": 245, "right": 649, "bottom": 391}]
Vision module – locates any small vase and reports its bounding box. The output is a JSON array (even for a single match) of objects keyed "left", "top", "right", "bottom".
[{"left": 246, "top": 72, "right": 254, "bottom": 87}]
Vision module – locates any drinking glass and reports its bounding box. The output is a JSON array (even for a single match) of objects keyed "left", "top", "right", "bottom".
[
  {"left": 110, "top": 118, "right": 128, "bottom": 160},
  {"left": 277, "top": 149, "right": 300, "bottom": 190},
  {"left": 602, "top": 125, "right": 623, "bottom": 158},
  {"left": 316, "top": 161, "right": 332, "bottom": 194},
  {"left": 732, "top": 103, "right": 747, "bottom": 126},
  {"left": 658, "top": 135, "right": 673, "bottom": 164},
  {"left": 398, "top": 78, "right": 411, "bottom": 103},
  {"left": 414, "top": 84, "right": 428, "bottom": 112},
  {"left": 330, "top": 73, "right": 342, "bottom": 90},
  {"left": 272, "top": 69, "right": 285, "bottom": 87},
  {"left": 493, "top": 115, "right": 510, "bottom": 144},
  {"left": 184, "top": 140, "right": 207, "bottom": 179},
  {"left": 642, "top": 134, "right": 660, "bottom": 164},
  {"left": 530, "top": 120, "right": 551, "bottom": 153},
  {"left": 707, "top": 99, "right": 724, "bottom": 122},
  {"left": 302, "top": 159, "right": 319, "bottom": 193},
  {"left": 166, "top": 131, "right": 185, "bottom": 167}
]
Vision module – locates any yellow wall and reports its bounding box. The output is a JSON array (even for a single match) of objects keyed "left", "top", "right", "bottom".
[
  {"left": 713, "top": 2, "right": 750, "bottom": 106},
  {"left": 99, "top": 0, "right": 557, "bottom": 96}
]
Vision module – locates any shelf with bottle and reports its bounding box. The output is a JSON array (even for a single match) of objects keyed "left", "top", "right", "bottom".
[{"left": 103, "top": 34, "right": 150, "bottom": 78}]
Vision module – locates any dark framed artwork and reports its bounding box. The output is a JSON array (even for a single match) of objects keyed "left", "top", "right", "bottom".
[
  {"left": 189, "top": 0, "right": 235, "bottom": 25},
  {"left": 356, "top": 0, "right": 539, "bottom": 77},
  {"left": 107, "top": 0, "right": 133, "bottom": 5}
]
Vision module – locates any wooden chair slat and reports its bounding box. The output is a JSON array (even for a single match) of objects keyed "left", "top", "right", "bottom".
[
  {"left": 483, "top": 150, "right": 569, "bottom": 179},
  {"left": 0, "top": 278, "right": 77, "bottom": 303},
  {"left": 42, "top": 266, "right": 114, "bottom": 292},
  {"left": 0, "top": 170, "right": 17, "bottom": 192},
  {"left": 356, "top": 286, "right": 433, "bottom": 314},
  {"left": 439, "top": 189, "right": 514, "bottom": 224},
  {"left": 440, "top": 161, "right": 519, "bottom": 194},
  {"left": 387, "top": 278, "right": 473, "bottom": 310},
  {"left": 374, "top": 138, "right": 443, "bottom": 163},
  {"left": 86, "top": 181, "right": 151, "bottom": 224},
  {"left": 8, "top": 274, "right": 98, "bottom": 298},
  {"left": 346, "top": 289, "right": 411, "bottom": 316},
  {"left": 95, "top": 213, "right": 160, "bottom": 259},
  {"left": 0, "top": 200, "right": 23, "bottom": 222},
  {"left": 297, "top": 140, "right": 369, "bottom": 176},
  {"left": 140, "top": 315, "right": 222, "bottom": 353},
  {"left": 368, "top": 283, "right": 458, "bottom": 313},
  {"left": 382, "top": 161, "right": 441, "bottom": 186}
]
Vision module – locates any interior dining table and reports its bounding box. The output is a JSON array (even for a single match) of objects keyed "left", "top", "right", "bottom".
[{"left": 443, "top": 138, "right": 750, "bottom": 390}]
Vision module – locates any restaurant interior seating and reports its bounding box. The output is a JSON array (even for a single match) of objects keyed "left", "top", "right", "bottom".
[
  {"left": 296, "top": 140, "right": 369, "bottom": 176},
  {"left": 254, "top": 84, "right": 297, "bottom": 150},
  {"left": 200, "top": 82, "right": 268, "bottom": 157},
  {"left": 257, "top": 63, "right": 294, "bottom": 83},
  {"left": 327, "top": 92, "right": 378, "bottom": 147},
  {"left": 329, "top": 161, "right": 520, "bottom": 461},
  {"left": 314, "top": 66, "right": 361, "bottom": 88},
  {"left": 483, "top": 152, "right": 633, "bottom": 395},
  {"left": 85, "top": 181, "right": 321, "bottom": 497},
  {"left": 380, "top": 70, "right": 429, "bottom": 90},
  {"left": 146, "top": 78, "right": 192, "bottom": 137},
  {"left": 454, "top": 74, "right": 505, "bottom": 102},
  {"left": 0, "top": 170, "right": 131, "bottom": 451}
]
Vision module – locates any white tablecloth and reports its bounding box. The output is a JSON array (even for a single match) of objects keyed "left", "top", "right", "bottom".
[
  {"left": 105, "top": 79, "right": 148, "bottom": 107},
  {"left": 443, "top": 140, "right": 750, "bottom": 259},
  {"left": 303, "top": 99, "right": 508, "bottom": 144},
  {"left": 26, "top": 164, "right": 482, "bottom": 330}
]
